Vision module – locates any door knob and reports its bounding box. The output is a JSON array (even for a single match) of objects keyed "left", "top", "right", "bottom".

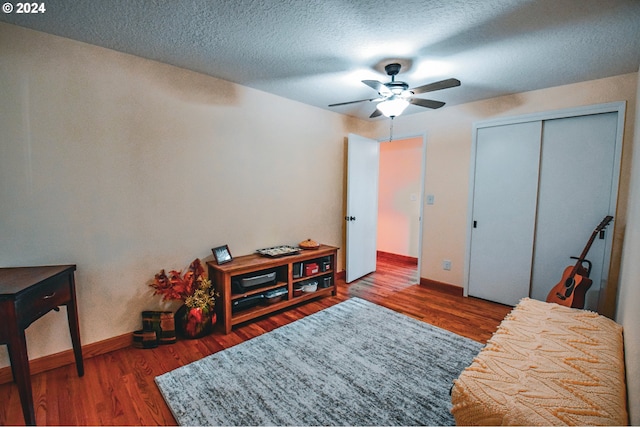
[{"left": 344, "top": 216, "right": 356, "bottom": 221}]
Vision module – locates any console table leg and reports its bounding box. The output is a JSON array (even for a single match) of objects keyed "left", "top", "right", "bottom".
[
  {"left": 66, "top": 275, "right": 84, "bottom": 377},
  {"left": 7, "top": 330, "right": 36, "bottom": 425},
  {"left": 66, "top": 305, "right": 84, "bottom": 377}
]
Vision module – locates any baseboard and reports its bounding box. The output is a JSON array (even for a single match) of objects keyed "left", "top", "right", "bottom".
[
  {"left": 0, "top": 332, "right": 133, "bottom": 385},
  {"left": 0, "top": 266, "right": 345, "bottom": 384},
  {"left": 376, "top": 251, "right": 418, "bottom": 265},
  {"left": 336, "top": 270, "right": 346, "bottom": 280},
  {"left": 0, "top": 276, "right": 458, "bottom": 385},
  {"left": 419, "top": 277, "right": 464, "bottom": 296}
]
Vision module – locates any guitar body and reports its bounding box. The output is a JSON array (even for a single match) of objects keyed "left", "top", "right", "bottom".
[
  {"left": 546, "top": 216, "right": 612, "bottom": 310},
  {"left": 546, "top": 265, "right": 593, "bottom": 308}
]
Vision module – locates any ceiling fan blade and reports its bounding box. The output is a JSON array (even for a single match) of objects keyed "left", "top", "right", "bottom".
[
  {"left": 362, "top": 80, "right": 392, "bottom": 96},
  {"left": 328, "top": 98, "right": 377, "bottom": 107},
  {"left": 410, "top": 98, "right": 446, "bottom": 109},
  {"left": 410, "top": 78, "right": 461, "bottom": 95},
  {"left": 369, "top": 109, "right": 382, "bottom": 118}
]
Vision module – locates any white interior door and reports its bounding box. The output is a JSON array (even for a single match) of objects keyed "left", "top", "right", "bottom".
[
  {"left": 346, "top": 133, "right": 380, "bottom": 283},
  {"left": 467, "top": 122, "right": 542, "bottom": 306},
  {"left": 530, "top": 112, "right": 618, "bottom": 310}
]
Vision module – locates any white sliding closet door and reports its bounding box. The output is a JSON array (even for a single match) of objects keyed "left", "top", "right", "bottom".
[
  {"left": 467, "top": 122, "right": 542, "bottom": 306},
  {"left": 467, "top": 106, "right": 621, "bottom": 310},
  {"left": 530, "top": 113, "right": 618, "bottom": 310}
]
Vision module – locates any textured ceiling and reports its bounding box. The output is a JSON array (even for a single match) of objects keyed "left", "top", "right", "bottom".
[{"left": 2, "top": 0, "right": 640, "bottom": 120}]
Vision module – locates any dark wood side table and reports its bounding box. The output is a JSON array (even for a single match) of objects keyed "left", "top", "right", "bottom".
[{"left": 0, "top": 265, "right": 84, "bottom": 425}]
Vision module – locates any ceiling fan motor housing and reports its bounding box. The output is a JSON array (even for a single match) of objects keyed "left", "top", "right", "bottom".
[
  {"left": 385, "top": 81, "right": 409, "bottom": 94},
  {"left": 383, "top": 63, "right": 410, "bottom": 94}
]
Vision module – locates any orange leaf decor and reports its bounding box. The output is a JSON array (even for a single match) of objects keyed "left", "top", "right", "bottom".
[{"left": 149, "top": 259, "right": 217, "bottom": 310}]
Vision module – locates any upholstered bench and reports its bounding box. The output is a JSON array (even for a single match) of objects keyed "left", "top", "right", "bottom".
[{"left": 451, "top": 298, "right": 628, "bottom": 425}]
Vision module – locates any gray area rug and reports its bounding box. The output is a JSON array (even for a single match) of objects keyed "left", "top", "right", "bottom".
[{"left": 155, "top": 297, "right": 483, "bottom": 426}]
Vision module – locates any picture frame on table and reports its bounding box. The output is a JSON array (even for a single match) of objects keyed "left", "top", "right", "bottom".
[{"left": 212, "top": 245, "right": 233, "bottom": 264}]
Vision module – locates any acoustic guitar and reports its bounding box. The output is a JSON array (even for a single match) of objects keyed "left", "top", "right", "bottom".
[{"left": 546, "top": 215, "right": 613, "bottom": 309}]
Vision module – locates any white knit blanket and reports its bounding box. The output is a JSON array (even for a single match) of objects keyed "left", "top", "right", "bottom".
[{"left": 451, "top": 298, "right": 628, "bottom": 425}]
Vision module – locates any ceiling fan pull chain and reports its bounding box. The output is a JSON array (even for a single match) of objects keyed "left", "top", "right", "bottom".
[{"left": 389, "top": 117, "right": 394, "bottom": 142}]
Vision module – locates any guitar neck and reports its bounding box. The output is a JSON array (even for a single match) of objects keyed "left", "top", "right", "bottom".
[
  {"left": 568, "top": 216, "right": 613, "bottom": 279},
  {"left": 568, "top": 232, "right": 598, "bottom": 278}
]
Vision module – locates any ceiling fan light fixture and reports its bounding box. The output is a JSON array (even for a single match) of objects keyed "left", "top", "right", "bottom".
[
  {"left": 328, "top": 62, "right": 459, "bottom": 119},
  {"left": 377, "top": 96, "right": 409, "bottom": 118}
]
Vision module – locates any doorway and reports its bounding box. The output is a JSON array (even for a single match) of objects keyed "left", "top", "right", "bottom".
[
  {"left": 345, "top": 133, "right": 426, "bottom": 284},
  {"left": 377, "top": 135, "right": 425, "bottom": 283}
]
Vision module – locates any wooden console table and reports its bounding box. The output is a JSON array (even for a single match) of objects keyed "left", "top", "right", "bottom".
[
  {"left": 208, "top": 245, "right": 338, "bottom": 334},
  {"left": 0, "top": 265, "right": 84, "bottom": 425}
]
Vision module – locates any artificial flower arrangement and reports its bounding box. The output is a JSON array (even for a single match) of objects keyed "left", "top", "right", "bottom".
[{"left": 149, "top": 258, "right": 217, "bottom": 338}]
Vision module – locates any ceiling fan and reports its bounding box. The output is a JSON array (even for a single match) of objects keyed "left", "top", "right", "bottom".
[{"left": 329, "top": 63, "right": 460, "bottom": 118}]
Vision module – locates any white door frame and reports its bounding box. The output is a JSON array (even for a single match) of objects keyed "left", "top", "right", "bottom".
[{"left": 463, "top": 101, "right": 626, "bottom": 297}]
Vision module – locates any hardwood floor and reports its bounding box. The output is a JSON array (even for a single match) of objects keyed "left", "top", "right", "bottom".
[{"left": 0, "top": 257, "right": 512, "bottom": 426}]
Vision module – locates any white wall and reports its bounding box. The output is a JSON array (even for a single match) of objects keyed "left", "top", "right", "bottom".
[
  {"left": 0, "top": 22, "right": 370, "bottom": 366},
  {"left": 615, "top": 68, "right": 640, "bottom": 425}
]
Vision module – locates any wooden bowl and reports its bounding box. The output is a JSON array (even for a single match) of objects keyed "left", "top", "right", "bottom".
[{"left": 299, "top": 238, "right": 320, "bottom": 250}]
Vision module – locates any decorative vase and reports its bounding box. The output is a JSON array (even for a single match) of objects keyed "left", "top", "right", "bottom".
[{"left": 175, "top": 304, "right": 216, "bottom": 339}]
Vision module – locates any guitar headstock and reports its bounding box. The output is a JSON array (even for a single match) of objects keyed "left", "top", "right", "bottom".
[{"left": 596, "top": 215, "right": 614, "bottom": 232}]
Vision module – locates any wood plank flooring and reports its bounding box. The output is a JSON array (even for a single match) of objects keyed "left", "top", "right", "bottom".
[{"left": 0, "top": 257, "right": 512, "bottom": 426}]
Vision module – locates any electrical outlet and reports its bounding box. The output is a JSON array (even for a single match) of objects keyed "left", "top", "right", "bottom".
[{"left": 442, "top": 260, "right": 452, "bottom": 271}]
